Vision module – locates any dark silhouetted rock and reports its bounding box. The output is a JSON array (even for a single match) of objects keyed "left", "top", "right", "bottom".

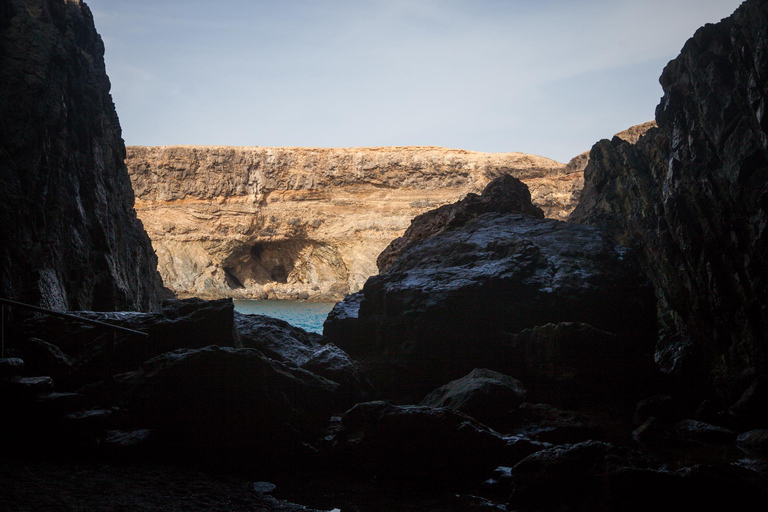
[
  {"left": 419, "top": 368, "right": 526, "bottom": 430},
  {"left": 674, "top": 419, "right": 736, "bottom": 444},
  {"left": 325, "top": 213, "right": 656, "bottom": 399},
  {"left": 632, "top": 417, "right": 675, "bottom": 446},
  {"left": 235, "top": 311, "right": 322, "bottom": 365},
  {"left": 506, "top": 402, "right": 605, "bottom": 445},
  {"left": 730, "top": 376, "right": 768, "bottom": 429},
  {"left": 570, "top": 0, "right": 768, "bottom": 405},
  {"left": 0, "top": 0, "right": 164, "bottom": 311},
  {"left": 504, "top": 322, "right": 661, "bottom": 410},
  {"left": 23, "top": 298, "right": 238, "bottom": 388},
  {"left": 237, "top": 311, "right": 374, "bottom": 401},
  {"left": 507, "top": 441, "right": 640, "bottom": 511},
  {"left": 322, "top": 401, "right": 527, "bottom": 481},
  {"left": 737, "top": 429, "right": 768, "bottom": 452},
  {"left": 633, "top": 395, "right": 682, "bottom": 425},
  {"left": 18, "top": 337, "right": 74, "bottom": 383},
  {"left": 113, "top": 346, "right": 347, "bottom": 466},
  {"left": 377, "top": 174, "right": 544, "bottom": 272},
  {"left": 301, "top": 343, "right": 375, "bottom": 402},
  {"left": 0, "top": 357, "right": 24, "bottom": 377}
]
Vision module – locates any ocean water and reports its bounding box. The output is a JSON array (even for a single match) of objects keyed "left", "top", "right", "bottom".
[{"left": 233, "top": 300, "right": 337, "bottom": 334}]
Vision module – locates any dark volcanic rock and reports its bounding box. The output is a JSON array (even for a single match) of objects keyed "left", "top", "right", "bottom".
[
  {"left": 23, "top": 298, "right": 239, "bottom": 388},
  {"left": 0, "top": 0, "right": 164, "bottom": 311},
  {"left": 674, "top": 419, "right": 736, "bottom": 444},
  {"left": 503, "top": 322, "right": 661, "bottom": 410},
  {"left": 570, "top": 0, "right": 768, "bottom": 405},
  {"left": 325, "top": 213, "right": 656, "bottom": 399},
  {"left": 301, "top": 343, "right": 375, "bottom": 402},
  {"left": 235, "top": 311, "right": 322, "bottom": 365},
  {"left": 322, "top": 401, "right": 526, "bottom": 481},
  {"left": 376, "top": 174, "right": 545, "bottom": 273},
  {"left": 506, "top": 402, "right": 605, "bottom": 445},
  {"left": 419, "top": 368, "right": 526, "bottom": 430},
  {"left": 113, "top": 346, "right": 346, "bottom": 465},
  {"left": 237, "top": 311, "right": 374, "bottom": 401}
]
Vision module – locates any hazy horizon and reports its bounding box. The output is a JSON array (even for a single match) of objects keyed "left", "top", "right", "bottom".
[{"left": 89, "top": 0, "right": 744, "bottom": 163}]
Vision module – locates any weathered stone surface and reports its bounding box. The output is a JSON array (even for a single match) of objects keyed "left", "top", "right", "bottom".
[
  {"left": 737, "top": 429, "right": 768, "bottom": 452},
  {"left": 419, "top": 368, "right": 526, "bottom": 430},
  {"left": 24, "top": 298, "right": 239, "bottom": 387},
  {"left": 235, "top": 311, "right": 322, "bottom": 365},
  {"left": 674, "top": 419, "right": 736, "bottom": 444},
  {"left": 506, "top": 402, "right": 604, "bottom": 445},
  {"left": 730, "top": 375, "right": 768, "bottom": 428},
  {"left": 0, "top": 0, "right": 164, "bottom": 311},
  {"left": 325, "top": 213, "right": 656, "bottom": 399},
  {"left": 633, "top": 395, "right": 682, "bottom": 425},
  {"left": 113, "top": 346, "right": 346, "bottom": 465},
  {"left": 570, "top": 0, "right": 768, "bottom": 404},
  {"left": 377, "top": 174, "right": 544, "bottom": 273},
  {"left": 321, "top": 401, "right": 517, "bottom": 480},
  {"left": 126, "top": 145, "right": 576, "bottom": 301},
  {"left": 0, "top": 357, "right": 24, "bottom": 377},
  {"left": 17, "top": 337, "right": 73, "bottom": 383},
  {"left": 301, "top": 343, "right": 375, "bottom": 402},
  {"left": 503, "top": 322, "right": 661, "bottom": 410}
]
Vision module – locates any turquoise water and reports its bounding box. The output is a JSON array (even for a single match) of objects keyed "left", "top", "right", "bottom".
[{"left": 233, "top": 300, "right": 337, "bottom": 334}]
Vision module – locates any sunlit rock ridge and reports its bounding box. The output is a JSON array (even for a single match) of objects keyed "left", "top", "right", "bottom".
[{"left": 126, "top": 145, "right": 580, "bottom": 301}]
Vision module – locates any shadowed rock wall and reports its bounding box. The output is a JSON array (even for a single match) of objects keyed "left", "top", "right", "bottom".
[
  {"left": 571, "top": 0, "right": 768, "bottom": 403},
  {"left": 0, "top": 0, "right": 164, "bottom": 311}
]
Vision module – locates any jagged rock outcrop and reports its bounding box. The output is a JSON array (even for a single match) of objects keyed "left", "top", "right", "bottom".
[
  {"left": 324, "top": 205, "right": 657, "bottom": 399},
  {"left": 376, "top": 174, "right": 544, "bottom": 272},
  {"left": 570, "top": 0, "right": 768, "bottom": 406},
  {"left": 0, "top": 0, "right": 164, "bottom": 311},
  {"left": 126, "top": 146, "right": 576, "bottom": 301}
]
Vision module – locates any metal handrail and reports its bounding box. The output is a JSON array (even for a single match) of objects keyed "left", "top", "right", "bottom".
[{"left": 0, "top": 296, "right": 148, "bottom": 359}]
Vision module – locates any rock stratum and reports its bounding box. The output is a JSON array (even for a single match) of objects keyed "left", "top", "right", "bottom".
[
  {"left": 127, "top": 145, "right": 580, "bottom": 301},
  {"left": 0, "top": 0, "right": 164, "bottom": 311}
]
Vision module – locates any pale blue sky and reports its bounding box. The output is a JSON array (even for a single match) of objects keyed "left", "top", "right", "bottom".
[{"left": 88, "top": 0, "right": 744, "bottom": 162}]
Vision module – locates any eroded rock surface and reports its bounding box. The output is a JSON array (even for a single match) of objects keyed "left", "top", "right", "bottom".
[
  {"left": 0, "top": 0, "right": 164, "bottom": 311},
  {"left": 570, "top": 0, "right": 768, "bottom": 405},
  {"left": 324, "top": 211, "right": 656, "bottom": 399},
  {"left": 126, "top": 146, "right": 575, "bottom": 301}
]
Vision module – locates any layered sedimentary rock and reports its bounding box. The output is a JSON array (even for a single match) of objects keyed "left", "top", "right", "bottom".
[
  {"left": 127, "top": 145, "right": 574, "bottom": 301},
  {"left": 570, "top": 0, "right": 768, "bottom": 404},
  {"left": 0, "top": 0, "right": 164, "bottom": 311}
]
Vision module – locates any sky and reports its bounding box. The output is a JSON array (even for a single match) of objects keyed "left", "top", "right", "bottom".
[{"left": 87, "top": 0, "right": 745, "bottom": 163}]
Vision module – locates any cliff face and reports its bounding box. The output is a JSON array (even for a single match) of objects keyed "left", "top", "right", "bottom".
[
  {"left": 127, "top": 145, "right": 576, "bottom": 301},
  {"left": 571, "top": 0, "right": 768, "bottom": 403},
  {"left": 0, "top": 0, "right": 164, "bottom": 311}
]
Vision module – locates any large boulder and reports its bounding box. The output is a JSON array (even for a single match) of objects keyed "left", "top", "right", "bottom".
[
  {"left": 235, "top": 311, "right": 322, "bottom": 365},
  {"left": 237, "top": 312, "right": 374, "bottom": 401},
  {"left": 376, "top": 174, "right": 544, "bottom": 272},
  {"left": 507, "top": 441, "right": 768, "bottom": 511},
  {"left": 112, "top": 346, "right": 348, "bottom": 466},
  {"left": 502, "top": 322, "right": 662, "bottom": 410},
  {"left": 321, "top": 401, "right": 540, "bottom": 482},
  {"left": 569, "top": 0, "right": 768, "bottom": 406},
  {"left": 23, "top": 298, "right": 239, "bottom": 388},
  {"left": 325, "top": 213, "right": 656, "bottom": 399},
  {"left": 419, "top": 368, "right": 527, "bottom": 430}
]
